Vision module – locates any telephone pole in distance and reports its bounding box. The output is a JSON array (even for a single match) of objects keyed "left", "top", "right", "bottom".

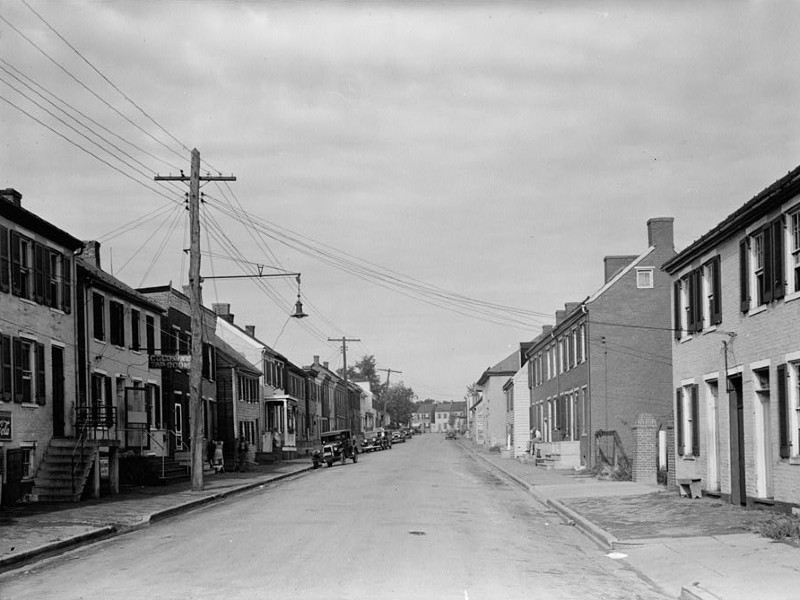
[
  {"left": 328, "top": 336, "right": 360, "bottom": 432},
  {"left": 378, "top": 367, "right": 402, "bottom": 427}
]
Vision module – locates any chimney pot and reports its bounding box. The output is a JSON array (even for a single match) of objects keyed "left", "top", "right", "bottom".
[
  {"left": 244, "top": 325, "right": 255, "bottom": 338},
  {"left": 81, "top": 240, "right": 102, "bottom": 269},
  {"left": 0, "top": 188, "right": 22, "bottom": 207}
]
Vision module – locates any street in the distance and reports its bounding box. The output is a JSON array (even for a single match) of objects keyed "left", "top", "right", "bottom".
[{"left": 0, "top": 434, "right": 667, "bottom": 600}]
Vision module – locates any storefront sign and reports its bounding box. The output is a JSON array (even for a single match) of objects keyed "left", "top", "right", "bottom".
[
  {"left": 148, "top": 354, "right": 191, "bottom": 370},
  {"left": 0, "top": 411, "right": 11, "bottom": 441}
]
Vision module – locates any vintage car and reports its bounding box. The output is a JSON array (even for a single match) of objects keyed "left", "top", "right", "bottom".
[
  {"left": 361, "top": 432, "right": 381, "bottom": 452},
  {"left": 312, "top": 429, "right": 359, "bottom": 468},
  {"left": 391, "top": 430, "right": 406, "bottom": 444},
  {"left": 445, "top": 430, "right": 457, "bottom": 440}
]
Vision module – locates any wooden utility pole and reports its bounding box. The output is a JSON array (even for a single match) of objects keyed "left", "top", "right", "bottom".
[
  {"left": 156, "top": 149, "right": 235, "bottom": 491},
  {"left": 378, "top": 367, "right": 402, "bottom": 427},
  {"left": 328, "top": 336, "right": 360, "bottom": 431}
]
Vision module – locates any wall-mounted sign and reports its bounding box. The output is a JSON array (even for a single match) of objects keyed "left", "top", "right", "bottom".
[
  {"left": 148, "top": 354, "right": 191, "bottom": 370},
  {"left": 0, "top": 411, "right": 11, "bottom": 441}
]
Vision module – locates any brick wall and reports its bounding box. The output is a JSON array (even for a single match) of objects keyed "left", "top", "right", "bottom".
[{"left": 633, "top": 413, "right": 658, "bottom": 484}]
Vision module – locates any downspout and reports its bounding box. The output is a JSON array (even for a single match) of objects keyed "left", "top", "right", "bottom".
[{"left": 583, "top": 301, "right": 593, "bottom": 469}]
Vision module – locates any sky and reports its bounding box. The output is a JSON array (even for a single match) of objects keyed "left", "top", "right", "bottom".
[{"left": 3, "top": 0, "right": 800, "bottom": 403}]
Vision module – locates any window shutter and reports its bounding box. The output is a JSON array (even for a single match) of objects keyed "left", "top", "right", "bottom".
[
  {"left": 0, "top": 335, "right": 10, "bottom": 401},
  {"left": 676, "top": 389, "right": 684, "bottom": 456},
  {"left": 778, "top": 364, "right": 789, "bottom": 458},
  {"left": 739, "top": 238, "right": 750, "bottom": 313},
  {"left": 10, "top": 231, "right": 21, "bottom": 297},
  {"left": 0, "top": 225, "right": 9, "bottom": 293},
  {"left": 772, "top": 217, "right": 785, "bottom": 301},
  {"left": 34, "top": 242, "right": 45, "bottom": 304},
  {"left": 61, "top": 256, "right": 72, "bottom": 314},
  {"left": 691, "top": 385, "right": 700, "bottom": 457},
  {"left": 104, "top": 376, "right": 113, "bottom": 427},
  {"left": 673, "top": 280, "right": 682, "bottom": 339},
  {"left": 12, "top": 337, "right": 23, "bottom": 403},
  {"left": 763, "top": 225, "right": 774, "bottom": 304},
  {"left": 43, "top": 249, "right": 52, "bottom": 307},
  {"left": 686, "top": 274, "right": 696, "bottom": 333},
  {"left": 710, "top": 256, "right": 722, "bottom": 325},
  {"left": 693, "top": 268, "right": 704, "bottom": 331},
  {"left": 35, "top": 342, "right": 46, "bottom": 405}
]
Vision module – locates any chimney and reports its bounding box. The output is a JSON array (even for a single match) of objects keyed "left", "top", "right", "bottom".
[
  {"left": 313, "top": 355, "right": 320, "bottom": 364},
  {"left": 323, "top": 361, "right": 329, "bottom": 369},
  {"left": 604, "top": 255, "right": 638, "bottom": 283},
  {"left": 542, "top": 325, "right": 553, "bottom": 336},
  {"left": 244, "top": 325, "right": 255, "bottom": 338},
  {"left": 213, "top": 303, "right": 234, "bottom": 324},
  {"left": 0, "top": 188, "right": 22, "bottom": 207},
  {"left": 555, "top": 310, "right": 567, "bottom": 325},
  {"left": 564, "top": 302, "right": 581, "bottom": 315},
  {"left": 647, "top": 217, "right": 675, "bottom": 251},
  {"left": 81, "top": 241, "right": 102, "bottom": 269}
]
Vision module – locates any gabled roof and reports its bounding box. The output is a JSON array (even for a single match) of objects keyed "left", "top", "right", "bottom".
[
  {"left": 663, "top": 163, "right": 800, "bottom": 274},
  {"left": 79, "top": 259, "right": 163, "bottom": 313},
  {"left": 215, "top": 336, "right": 261, "bottom": 377},
  {"left": 586, "top": 247, "right": 655, "bottom": 303},
  {"left": 1, "top": 195, "right": 83, "bottom": 250},
  {"left": 477, "top": 350, "right": 521, "bottom": 386}
]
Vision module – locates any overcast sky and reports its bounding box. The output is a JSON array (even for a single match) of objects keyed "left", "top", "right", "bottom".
[{"left": 3, "top": 1, "right": 800, "bottom": 402}]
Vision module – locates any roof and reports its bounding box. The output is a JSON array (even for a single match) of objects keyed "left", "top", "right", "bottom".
[
  {"left": 79, "top": 259, "right": 163, "bottom": 313},
  {"left": 663, "top": 163, "right": 800, "bottom": 274},
  {"left": 1, "top": 195, "right": 83, "bottom": 251},
  {"left": 214, "top": 336, "right": 261, "bottom": 377},
  {"left": 477, "top": 350, "right": 521, "bottom": 386},
  {"left": 586, "top": 247, "right": 655, "bottom": 303}
]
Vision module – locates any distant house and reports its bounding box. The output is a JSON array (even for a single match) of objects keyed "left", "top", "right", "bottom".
[
  {"left": 505, "top": 346, "right": 532, "bottom": 458},
  {"left": 664, "top": 164, "right": 800, "bottom": 510},
  {"left": 526, "top": 218, "right": 675, "bottom": 469},
  {"left": 476, "top": 352, "right": 521, "bottom": 448},
  {"left": 412, "top": 400, "right": 435, "bottom": 431}
]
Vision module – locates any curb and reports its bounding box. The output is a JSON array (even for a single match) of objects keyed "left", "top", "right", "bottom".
[
  {"left": 0, "top": 465, "right": 313, "bottom": 573},
  {"left": 680, "top": 584, "right": 721, "bottom": 600},
  {"left": 0, "top": 526, "right": 115, "bottom": 573},
  {"left": 461, "top": 442, "right": 619, "bottom": 550}
]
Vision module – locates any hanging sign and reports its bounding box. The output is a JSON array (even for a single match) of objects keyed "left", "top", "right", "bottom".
[{"left": 148, "top": 354, "right": 191, "bottom": 370}]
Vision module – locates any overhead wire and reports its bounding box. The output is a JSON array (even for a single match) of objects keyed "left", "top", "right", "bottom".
[{"left": 116, "top": 202, "right": 184, "bottom": 277}]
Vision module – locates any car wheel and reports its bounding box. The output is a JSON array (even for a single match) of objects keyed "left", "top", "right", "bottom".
[{"left": 326, "top": 461, "right": 333, "bottom": 467}]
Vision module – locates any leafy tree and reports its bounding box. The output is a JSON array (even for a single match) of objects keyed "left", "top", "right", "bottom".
[
  {"left": 383, "top": 382, "right": 416, "bottom": 427},
  {"left": 338, "top": 354, "right": 382, "bottom": 400}
]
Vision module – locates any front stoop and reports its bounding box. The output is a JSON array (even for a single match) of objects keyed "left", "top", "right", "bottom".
[{"left": 31, "top": 438, "right": 98, "bottom": 502}]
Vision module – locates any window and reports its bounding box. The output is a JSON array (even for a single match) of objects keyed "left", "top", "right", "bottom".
[
  {"left": 130, "top": 310, "right": 141, "bottom": 351},
  {"left": 674, "top": 259, "right": 720, "bottom": 339},
  {"left": 791, "top": 211, "right": 800, "bottom": 294},
  {"left": 147, "top": 383, "right": 162, "bottom": 430},
  {"left": 202, "top": 343, "right": 216, "bottom": 381},
  {"left": 636, "top": 267, "right": 654, "bottom": 289},
  {"left": 0, "top": 225, "right": 9, "bottom": 293},
  {"left": 93, "top": 293, "right": 105, "bottom": 341},
  {"left": 21, "top": 443, "right": 36, "bottom": 479},
  {"left": 740, "top": 217, "right": 784, "bottom": 312},
  {"left": 579, "top": 323, "right": 586, "bottom": 362},
  {"left": 109, "top": 300, "right": 125, "bottom": 347},
  {"left": 676, "top": 386, "right": 700, "bottom": 457},
  {"left": 703, "top": 257, "right": 722, "bottom": 327},
  {"left": 146, "top": 315, "right": 155, "bottom": 355},
  {"left": 178, "top": 331, "right": 190, "bottom": 355},
  {"left": 11, "top": 232, "right": 32, "bottom": 300}
]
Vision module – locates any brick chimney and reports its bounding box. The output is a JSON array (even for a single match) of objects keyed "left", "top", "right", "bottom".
[
  {"left": 323, "top": 361, "right": 329, "bottom": 369},
  {"left": 541, "top": 325, "right": 553, "bottom": 336},
  {"left": 82, "top": 240, "right": 102, "bottom": 269},
  {"left": 604, "top": 255, "right": 638, "bottom": 283},
  {"left": 555, "top": 309, "right": 567, "bottom": 325},
  {"left": 213, "top": 303, "right": 234, "bottom": 324},
  {"left": 0, "top": 188, "right": 22, "bottom": 207},
  {"left": 313, "top": 355, "right": 320, "bottom": 364},
  {"left": 647, "top": 217, "right": 675, "bottom": 251},
  {"left": 564, "top": 302, "right": 581, "bottom": 315},
  {"left": 244, "top": 325, "right": 255, "bottom": 338}
]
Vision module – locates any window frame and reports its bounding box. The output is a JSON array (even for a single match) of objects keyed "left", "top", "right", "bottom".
[
  {"left": 92, "top": 292, "right": 106, "bottom": 341},
  {"left": 636, "top": 267, "right": 654, "bottom": 289}
]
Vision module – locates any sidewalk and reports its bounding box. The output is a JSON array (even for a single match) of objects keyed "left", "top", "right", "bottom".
[
  {"left": 0, "top": 459, "right": 311, "bottom": 574},
  {"left": 461, "top": 440, "right": 800, "bottom": 600}
]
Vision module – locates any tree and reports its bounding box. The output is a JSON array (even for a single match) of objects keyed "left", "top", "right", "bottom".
[
  {"left": 383, "top": 382, "right": 416, "bottom": 426},
  {"left": 338, "top": 354, "right": 383, "bottom": 401}
]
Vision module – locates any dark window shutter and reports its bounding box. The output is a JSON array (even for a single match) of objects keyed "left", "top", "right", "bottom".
[
  {"left": 739, "top": 238, "right": 750, "bottom": 312},
  {"left": 674, "top": 280, "right": 682, "bottom": 339},
  {"left": 778, "top": 364, "right": 789, "bottom": 458},
  {"left": 35, "top": 342, "right": 46, "bottom": 405},
  {"left": 710, "top": 256, "right": 722, "bottom": 325},
  {"left": 694, "top": 268, "right": 704, "bottom": 331},
  {"left": 0, "top": 225, "right": 9, "bottom": 293},
  {"left": 105, "top": 376, "right": 113, "bottom": 427},
  {"left": 61, "top": 256, "right": 72, "bottom": 314},
  {"left": 686, "top": 274, "right": 696, "bottom": 333},
  {"left": 34, "top": 243, "right": 45, "bottom": 304},
  {"left": 676, "top": 389, "right": 684, "bottom": 456},
  {"left": 691, "top": 385, "right": 700, "bottom": 457},
  {"left": 12, "top": 337, "right": 23, "bottom": 403},
  {"left": 0, "top": 334, "right": 11, "bottom": 401},
  {"left": 763, "top": 225, "right": 774, "bottom": 304},
  {"left": 773, "top": 217, "right": 785, "bottom": 301},
  {"left": 10, "top": 231, "right": 21, "bottom": 297}
]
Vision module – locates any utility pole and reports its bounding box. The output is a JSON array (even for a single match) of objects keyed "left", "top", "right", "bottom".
[
  {"left": 328, "top": 336, "right": 360, "bottom": 431},
  {"left": 378, "top": 367, "right": 402, "bottom": 427},
  {"left": 156, "top": 148, "right": 235, "bottom": 491}
]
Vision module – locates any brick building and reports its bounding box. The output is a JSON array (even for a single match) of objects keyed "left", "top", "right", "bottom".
[
  {"left": 664, "top": 165, "right": 800, "bottom": 510},
  {"left": 0, "top": 189, "right": 82, "bottom": 505},
  {"left": 526, "top": 218, "right": 675, "bottom": 469}
]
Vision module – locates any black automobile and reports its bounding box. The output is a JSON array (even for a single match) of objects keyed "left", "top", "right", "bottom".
[
  {"left": 391, "top": 430, "right": 406, "bottom": 444},
  {"left": 445, "top": 430, "right": 457, "bottom": 440},
  {"left": 312, "top": 429, "right": 359, "bottom": 468}
]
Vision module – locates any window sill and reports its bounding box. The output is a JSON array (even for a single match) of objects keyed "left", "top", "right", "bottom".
[
  {"left": 785, "top": 290, "right": 800, "bottom": 304},
  {"left": 789, "top": 456, "right": 800, "bottom": 466},
  {"left": 748, "top": 305, "right": 767, "bottom": 317},
  {"left": 680, "top": 455, "right": 696, "bottom": 461},
  {"left": 679, "top": 336, "right": 693, "bottom": 344},
  {"left": 20, "top": 402, "right": 39, "bottom": 408},
  {"left": 702, "top": 326, "right": 718, "bottom": 335},
  {"left": 19, "top": 297, "right": 38, "bottom": 307},
  {"left": 48, "top": 306, "right": 65, "bottom": 315}
]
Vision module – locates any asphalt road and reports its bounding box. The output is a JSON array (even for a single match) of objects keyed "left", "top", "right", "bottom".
[{"left": 0, "top": 434, "right": 668, "bottom": 600}]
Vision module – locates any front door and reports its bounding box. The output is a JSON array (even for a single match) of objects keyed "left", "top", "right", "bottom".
[
  {"left": 728, "top": 375, "right": 747, "bottom": 505},
  {"left": 52, "top": 346, "right": 65, "bottom": 437}
]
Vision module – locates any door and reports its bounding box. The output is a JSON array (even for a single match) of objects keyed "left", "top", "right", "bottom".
[
  {"left": 728, "top": 375, "right": 747, "bottom": 505},
  {"left": 706, "top": 380, "right": 720, "bottom": 492},
  {"left": 52, "top": 346, "right": 65, "bottom": 437}
]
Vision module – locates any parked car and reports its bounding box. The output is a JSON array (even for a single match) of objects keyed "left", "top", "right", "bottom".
[
  {"left": 403, "top": 429, "right": 413, "bottom": 439},
  {"left": 312, "top": 429, "right": 359, "bottom": 468},
  {"left": 361, "top": 432, "right": 381, "bottom": 452},
  {"left": 391, "top": 430, "right": 406, "bottom": 444},
  {"left": 445, "top": 430, "right": 457, "bottom": 440}
]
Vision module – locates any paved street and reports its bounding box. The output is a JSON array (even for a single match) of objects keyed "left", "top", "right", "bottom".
[{"left": 0, "top": 434, "right": 668, "bottom": 600}]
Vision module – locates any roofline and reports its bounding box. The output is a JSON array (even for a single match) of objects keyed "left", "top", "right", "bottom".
[
  {"left": 79, "top": 262, "right": 164, "bottom": 314},
  {"left": 2, "top": 197, "right": 83, "bottom": 250},
  {"left": 663, "top": 164, "right": 800, "bottom": 274}
]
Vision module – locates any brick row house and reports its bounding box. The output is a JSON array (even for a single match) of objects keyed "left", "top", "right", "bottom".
[
  {"left": 522, "top": 218, "right": 676, "bottom": 470},
  {"left": 664, "top": 164, "right": 800, "bottom": 511}
]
